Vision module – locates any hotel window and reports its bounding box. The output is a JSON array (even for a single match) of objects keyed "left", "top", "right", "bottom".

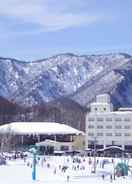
[
  {"left": 115, "top": 133, "right": 121, "bottom": 136},
  {"left": 97, "top": 125, "right": 103, "bottom": 129},
  {"left": 106, "top": 133, "right": 112, "bottom": 136},
  {"left": 124, "top": 118, "right": 131, "bottom": 122},
  {"left": 88, "top": 125, "right": 94, "bottom": 129},
  {"left": 106, "top": 118, "right": 112, "bottom": 122},
  {"left": 124, "top": 133, "right": 131, "bottom": 136},
  {"left": 115, "top": 118, "right": 122, "bottom": 122},
  {"left": 88, "top": 133, "right": 94, "bottom": 136},
  {"left": 124, "top": 125, "right": 131, "bottom": 129},
  {"left": 97, "top": 133, "right": 103, "bottom": 136},
  {"left": 88, "top": 118, "right": 95, "bottom": 122},
  {"left": 115, "top": 125, "right": 122, "bottom": 129},
  {"left": 106, "top": 125, "right": 112, "bottom": 129},
  {"left": 97, "top": 118, "right": 104, "bottom": 122}
]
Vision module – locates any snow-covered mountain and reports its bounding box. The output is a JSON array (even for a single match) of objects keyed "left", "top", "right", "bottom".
[{"left": 0, "top": 53, "right": 132, "bottom": 107}]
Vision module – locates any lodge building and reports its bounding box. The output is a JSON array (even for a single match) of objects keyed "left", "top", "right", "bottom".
[
  {"left": 0, "top": 122, "right": 84, "bottom": 153},
  {"left": 85, "top": 94, "right": 132, "bottom": 152}
]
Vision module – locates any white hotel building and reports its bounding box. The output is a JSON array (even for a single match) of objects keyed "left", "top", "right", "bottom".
[{"left": 85, "top": 94, "right": 132, "bottom": 151}]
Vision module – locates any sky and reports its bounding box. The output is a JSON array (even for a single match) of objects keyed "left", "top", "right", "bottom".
[{"left": 0, "top": 0, "right": 132, "bottom": 61}]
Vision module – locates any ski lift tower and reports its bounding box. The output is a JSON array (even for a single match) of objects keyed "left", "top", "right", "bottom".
[{"left": 29, "top": 147, "right": 38, "bottom": 181}]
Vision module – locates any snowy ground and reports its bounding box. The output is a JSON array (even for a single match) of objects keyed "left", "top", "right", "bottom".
[{"left": 0, "top": 156, "right": 132, "bottom": 184}]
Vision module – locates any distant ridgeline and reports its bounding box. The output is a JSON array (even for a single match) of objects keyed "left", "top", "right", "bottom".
[{"left": 0, "top": 53, "right": 132, "bottom": 130}]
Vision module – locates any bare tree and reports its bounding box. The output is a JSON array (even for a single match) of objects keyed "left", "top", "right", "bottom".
[{"left": 0, "top": 127, "right": 16, "bottom": 152}]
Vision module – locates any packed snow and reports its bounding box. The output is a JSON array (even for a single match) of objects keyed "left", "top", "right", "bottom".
[{"left": 1, "top": 154, "right": 132, "bottom": 184}]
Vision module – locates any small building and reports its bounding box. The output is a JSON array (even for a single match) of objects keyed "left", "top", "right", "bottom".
[
  {"left": 85, "top": 94, "right": 132, "bottom": 151},
  {"left": 36, "top": 139, "right": 74, "bottom": 153},
  {"left": 97, "top": 145, "right": 125, "bottom": 157},
  {"left": 0, "top": 122, "right": 84, "bottom": 152}
]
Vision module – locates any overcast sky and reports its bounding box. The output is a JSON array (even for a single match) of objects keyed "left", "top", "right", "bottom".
[{"left": 0, "top": 0, "right": 132, "bottom": 60}]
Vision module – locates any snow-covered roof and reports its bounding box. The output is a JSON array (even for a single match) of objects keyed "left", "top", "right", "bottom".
[
  {"left": 36, "top": 139, "right": 69, "bottom": 147},
  {"left": 0, "top": 122, "right": 84, "bottom": 135},
  {"left": 118, "top": 107, "right": 132, "bottom": 111},
  {"left": 90, "top": 111, "right": 132, "bottom": 115},
  {"left": 97, "top": 145, "right": 124, "bottom": 152},
  {"left": 36, "top": 139, "right": 60, "bottom": 147}
]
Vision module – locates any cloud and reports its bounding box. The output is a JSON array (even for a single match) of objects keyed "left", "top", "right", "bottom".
[{"left": 0, "top": 0, "right": 103, "bottom": 31}]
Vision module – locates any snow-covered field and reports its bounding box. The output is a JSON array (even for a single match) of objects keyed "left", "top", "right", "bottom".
[{"left": 0, "top": 155, "right": 132, "bottom": 184}]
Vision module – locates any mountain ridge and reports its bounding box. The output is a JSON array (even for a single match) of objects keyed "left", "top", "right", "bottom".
[
  {"left": 0, "top": 52, "right": 132, "bottom": 130},
  {"left": 0, "top": 52, "right": 131, "bottom": 106}
]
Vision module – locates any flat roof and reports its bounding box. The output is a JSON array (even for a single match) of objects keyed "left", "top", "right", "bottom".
[
  {"left": 89, "top": 111, "right": 132, "bottom": 115},
  {"left": 0, "top": 122, "right": 84, "bottom": 135}
]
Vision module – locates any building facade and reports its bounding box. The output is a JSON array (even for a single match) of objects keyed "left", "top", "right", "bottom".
[
  {"left": 0, "top": 122, "right": 84, "bottom": 152},
  {"left": 85, "top": 94, "right": 132, "bottom": 151}
]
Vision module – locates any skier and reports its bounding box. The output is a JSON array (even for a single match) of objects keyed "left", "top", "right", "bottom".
[
  {"left": 102, "top": 174, "right": 105, "bottom": 180},
  {"left": 110, "top": 174, "right": 113, "bottom": 182},
  {"left": 67, "top": 175, "right": 70, "bottom": 182}
]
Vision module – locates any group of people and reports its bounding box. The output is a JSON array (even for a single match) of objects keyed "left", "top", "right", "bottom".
[{"left": 26, "top": 155, "right": 119, "bottom": 182}]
